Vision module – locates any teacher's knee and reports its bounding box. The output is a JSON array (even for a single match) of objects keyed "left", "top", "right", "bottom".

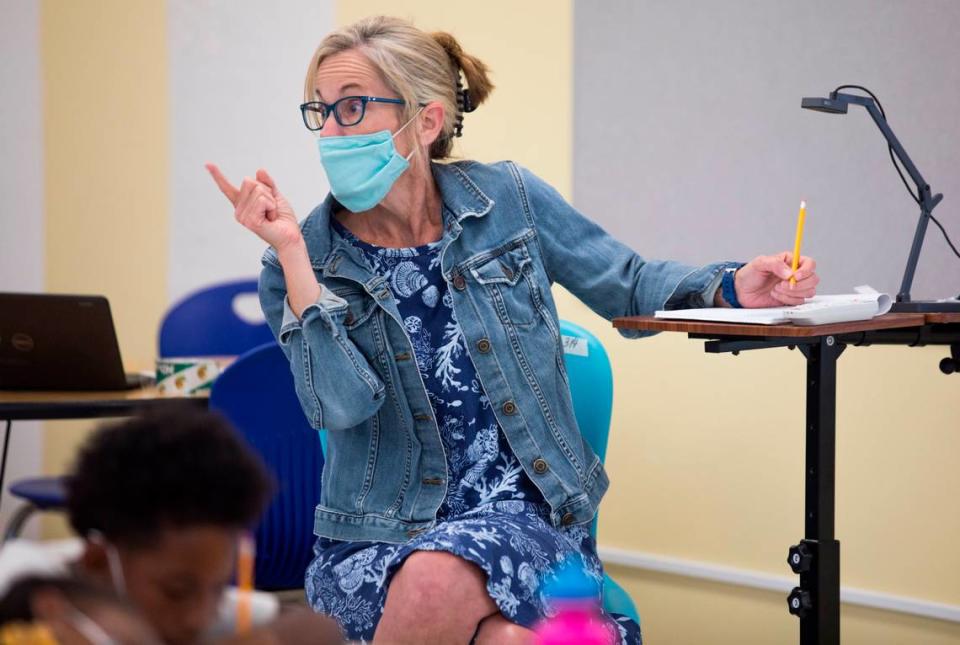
[{"left": 388, "top": 551, "right": 494, "bottom": 615}]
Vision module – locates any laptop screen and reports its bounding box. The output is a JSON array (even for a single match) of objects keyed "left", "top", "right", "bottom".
[{"left": 0, "top": 293, "right": 129, "bottom": 390}]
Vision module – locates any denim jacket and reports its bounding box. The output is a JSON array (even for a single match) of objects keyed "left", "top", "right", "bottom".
[{"left": 259, "top": 160, "right": 738, "bottom": 544}]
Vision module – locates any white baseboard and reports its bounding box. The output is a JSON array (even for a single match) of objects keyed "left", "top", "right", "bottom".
[{"left": 598, "top": 545, "right": 960, "bottom": 624}]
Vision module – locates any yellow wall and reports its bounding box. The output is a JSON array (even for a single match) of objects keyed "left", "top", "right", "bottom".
[
  {"left": 40, "top": 0, "right": 169, "bottom": 534},
  {"left": 338, "top": 0, "right": 572, "bottom": 198},
  {"left": 611, "top": 564, "right": 960, "bottom": 645},
  {"left": 42, "top": 0, "right": 168, "bottom": 370}
]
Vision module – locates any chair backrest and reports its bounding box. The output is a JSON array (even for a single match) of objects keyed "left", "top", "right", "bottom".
[
  {"left": 559, "top": 320, "right": 614, "bottom": 463},
  {"left": 158, "top": 279, "right": 275, "bottom": 357},
  {"left": 559, "top": 320, "right": 614, "bottom": 540},
  {"left": 209, "top": 342, "right": 324, "bottom": 590},
  {"left": 560, "top": 324, "right": 641, "bottom": 625}
]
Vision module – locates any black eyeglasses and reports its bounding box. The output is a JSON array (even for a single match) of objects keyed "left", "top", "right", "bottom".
[{"left": 299, "top": 95, "right": 407, "bottom": 131}]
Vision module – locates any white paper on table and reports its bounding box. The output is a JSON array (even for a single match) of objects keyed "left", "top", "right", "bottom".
[{"left": 654, "top": 285, "right": 892, "bottom": 326}]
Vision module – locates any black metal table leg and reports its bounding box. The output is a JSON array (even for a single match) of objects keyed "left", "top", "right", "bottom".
[
  {"left": 790, "top": 336, "right": 844, "bottom": 645},
  {"left": 691, "top": 323, "right": 960, "bottom": 644},
  {"left": 0, "top": 419, "right": 11, "bottom": 515}
]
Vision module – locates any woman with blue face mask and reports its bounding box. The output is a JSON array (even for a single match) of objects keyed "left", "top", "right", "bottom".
[{"left": 207, "top": 16, "right": 819, "bottom": 645}]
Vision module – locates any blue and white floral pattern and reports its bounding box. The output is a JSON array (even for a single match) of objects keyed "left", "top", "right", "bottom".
[
  {"left": 307, "top": 220, "right": 640, "bottom": 643},
  {"left": 330, "top": 219, "right": 542, "bottom": 515}
]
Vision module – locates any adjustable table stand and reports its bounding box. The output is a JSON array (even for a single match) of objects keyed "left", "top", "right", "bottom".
[{"left": 613, "top": 312, "right": 960, "bottom": 645}]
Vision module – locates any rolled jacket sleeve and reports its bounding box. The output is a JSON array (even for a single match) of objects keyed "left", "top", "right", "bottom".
[{"left": 277, "top": 288, "right": 348, "bottom": 346}]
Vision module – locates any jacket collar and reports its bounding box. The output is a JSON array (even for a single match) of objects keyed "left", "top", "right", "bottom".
[
  {"left": 432, "top": 161, "right": 494, "bottom": 223},
  {"left": 301, "top": 161, "right": 494, "bottom": 277}
]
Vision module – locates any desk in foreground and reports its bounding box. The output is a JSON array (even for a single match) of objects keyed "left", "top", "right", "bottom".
[{"left": 610, "top": 312, "right": 959, "bottom": 645}]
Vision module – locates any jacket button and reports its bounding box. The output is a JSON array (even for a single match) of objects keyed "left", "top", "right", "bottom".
[
  {"left": 561, "top": 513, "right": 576, "bottom": 526},
  {"left": 422, "top": 477, "right": 444, "bottom": 486},
  {"left": 476, "top": 339, "right": 492, "bottom": 353},
  {"left": 406, "top": 528, "right": 424, "bottom": 539},
  {"left": 532, "top": 458, "right": 548, "bottom": 474},
  {"left": 502, "top": 401, "right": 517, "bottom": 415},
  {"left": 413, "top": 413, "right": 432, "bottom": 421},
  {"left": 344, "top": 311, "right": 354, "bottom": 325},
  {"left": 452, "top": 274, "right": 466, "bottom": 290},
  {"left": 394, "top": 352, "right": 411, "bottom": 361}
]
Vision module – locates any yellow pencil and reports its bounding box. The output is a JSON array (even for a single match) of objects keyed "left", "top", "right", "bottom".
[
  {"left": 236, "top": 531, "right": 255, "bottom": 635},
  {"left": 790, "top": 200, "right": 806, "bottom": 287}
]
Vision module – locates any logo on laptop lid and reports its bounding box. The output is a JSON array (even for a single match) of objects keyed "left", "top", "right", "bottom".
[{"left": 11, "top": 333, "right": 34, "bottom": 352}]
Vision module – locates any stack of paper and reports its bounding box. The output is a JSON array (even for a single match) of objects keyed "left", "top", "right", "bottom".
[{"left": 654, "top": 286, "right": 893, "bottom": 326}]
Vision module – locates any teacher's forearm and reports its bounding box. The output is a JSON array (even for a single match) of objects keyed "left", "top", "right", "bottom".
[{"left": 276, "top": 241, "right": 323, "bottom": 319}]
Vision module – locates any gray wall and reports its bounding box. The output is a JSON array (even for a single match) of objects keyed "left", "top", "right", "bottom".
[
  {"left": 0, "top": 0, "right": 45, "bottom": 537},
  {"left": 574, "top": 0, "right": 960, "bottom": 300},
  {"left": 1, "top": 0, "right": 44, "bottom": 291}
]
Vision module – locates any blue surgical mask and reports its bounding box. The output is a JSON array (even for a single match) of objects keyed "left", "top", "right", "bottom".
[{"left": 316, "top": 109, "right": 421, "bottom": 213}]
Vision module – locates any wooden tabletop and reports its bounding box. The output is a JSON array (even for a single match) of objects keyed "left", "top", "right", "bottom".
[
  {"left": 0, "top": 386, "right": 209, "bottom": 405},
  {"left": 612, "top": 313, "right": 929, "bottom": 338},
  {"left": 925, "top": 312, "right": 960, "bottom": 324},
  {"left": 0, "top": 358, "right": 236, "bottom": 421},
  {"left": 0, "top": 386, "right": 210, "bottom": 421}
]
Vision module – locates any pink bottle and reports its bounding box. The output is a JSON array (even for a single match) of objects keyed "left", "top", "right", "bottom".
[{"left": 534, "top": 557, "right": 617, "bottom": 645}]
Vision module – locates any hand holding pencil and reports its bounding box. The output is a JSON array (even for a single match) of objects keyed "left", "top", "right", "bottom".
[{"left": 719, "top": 200, "right": 819, "bottom": 308}]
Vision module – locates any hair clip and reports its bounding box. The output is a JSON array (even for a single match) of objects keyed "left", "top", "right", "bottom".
[
  {"left": 460, "top": 88, "right": 475, "bottom": 113},
  {"left": 453, "top": 75, "right": 466, "bottom": 137}
]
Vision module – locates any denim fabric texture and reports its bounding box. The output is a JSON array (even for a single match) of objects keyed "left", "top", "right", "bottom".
[{"left": 259, "top": 160, "right": 738, "bottom": 544}]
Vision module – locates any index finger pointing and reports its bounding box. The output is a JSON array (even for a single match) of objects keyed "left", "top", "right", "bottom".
[{"left": 205, "top": 163, "right": 240, "bottom": 205}]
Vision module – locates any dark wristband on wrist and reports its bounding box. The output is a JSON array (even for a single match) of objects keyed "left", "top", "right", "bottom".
[{"left": 721, "top": 267, "right": 743, "bottom": 308}]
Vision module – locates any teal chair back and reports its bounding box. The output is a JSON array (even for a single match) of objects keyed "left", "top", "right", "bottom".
[{"left": 559, "top": 320, "right": 640, "bottom": 626}]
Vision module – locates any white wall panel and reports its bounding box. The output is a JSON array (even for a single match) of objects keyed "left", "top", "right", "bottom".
[
  {"left": 0, "top": 0, "right": 46, "bottom": 537},
  {"left": 168, "top": 0, "right": 334, "bottom": 305}
]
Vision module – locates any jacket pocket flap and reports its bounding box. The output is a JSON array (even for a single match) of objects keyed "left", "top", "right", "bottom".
[{"left": 469, "top": 246, "right": 531, "bottom": 286}]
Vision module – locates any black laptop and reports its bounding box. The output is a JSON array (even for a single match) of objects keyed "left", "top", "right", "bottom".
[{"left": 0, "top": 293, "right": 151, "bottom": 390}]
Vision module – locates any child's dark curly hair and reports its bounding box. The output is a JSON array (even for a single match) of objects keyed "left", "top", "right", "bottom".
[{"left": 66, "top": 407, "right": 274, "bottom": 547}]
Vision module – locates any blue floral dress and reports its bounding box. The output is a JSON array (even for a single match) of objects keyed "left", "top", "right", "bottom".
[{"left": 304, "top": 218, "right": 641, "bottom": 644}]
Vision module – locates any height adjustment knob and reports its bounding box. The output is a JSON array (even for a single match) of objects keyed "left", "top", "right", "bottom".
[
  {"left": 787, "top": 587, "right": 812, "bottom": 618},
  {"left": 788, "top": 542, "right": 814, "bottom": 574}
]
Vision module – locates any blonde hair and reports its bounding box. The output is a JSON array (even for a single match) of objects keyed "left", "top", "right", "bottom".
[{"left": 303, "top": 16, "right": 494, "bottom": 160}]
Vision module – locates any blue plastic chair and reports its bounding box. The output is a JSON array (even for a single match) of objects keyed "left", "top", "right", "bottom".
[
  {"left": 209, "top": 341, "right": 325, "bottom": 591},
  {"left": 2, "top": 477, "right": 68, "bottom": 542},
  {"left": 559, "top": 319, "right": 641, "bottom": 626},
  {"left": 3, "top": 280, "right": 276, "bottom": 542},
  {"left": 158, "top": 279, "right": 274, "bottom": 357}
]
